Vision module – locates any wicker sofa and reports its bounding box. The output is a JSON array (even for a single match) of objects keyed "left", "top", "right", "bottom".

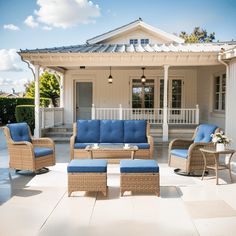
[
  {"left": 70, "top": 120, "right": 154, "bottom": 160},
  {"left": 168, "top": 124, "right": 219, "bottom": 175}
]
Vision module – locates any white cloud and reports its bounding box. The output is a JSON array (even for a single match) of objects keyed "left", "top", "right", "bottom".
[
  {"left": 24, "top": 15, "right": 39, "bottom": 28},
  {"left": 42, "top": 26, "right": 52, "bottom": 31},
  {"left": 0, "top": 77, "right": 29, "bottom": 92},
  {"left": 0, "top": 49, "right": 22, "bottom": 72},
  {"left": 3, "top": 24, "right": 20, "bottom": 31},
  {"left": 34, "top": 0, "right": 100, "bottom": 29}
]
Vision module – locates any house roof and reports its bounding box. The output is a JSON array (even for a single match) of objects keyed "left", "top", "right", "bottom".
[
  {"left": 86, "top": 18, "right": 184, "bottom": 44},
  {"left": 20, "top": 42, "right": 236, "bottom": 54}
]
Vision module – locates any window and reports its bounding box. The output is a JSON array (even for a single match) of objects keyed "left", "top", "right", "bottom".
[
  {"left": 141, "top": 39, "right": 149, "bottom": 44},
  {"left": 132, "top": 79, "right": 154, "bottom": 108},
  {"left": 129, "top": 39, "right": 138, "bottom": 44},
  {"left": 214, "top": 73, "right": 226, "bottom": 111}
]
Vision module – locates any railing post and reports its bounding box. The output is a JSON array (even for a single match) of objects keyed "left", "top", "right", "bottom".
[
  {"left": 119, "top": 104, "right": 123, "bottom": 120},
  {"left": 92, "top": 104, "right": 95, "bottom": 119},
  {"left": 196, "top": 104, "right": 199, "bottom": 124}
]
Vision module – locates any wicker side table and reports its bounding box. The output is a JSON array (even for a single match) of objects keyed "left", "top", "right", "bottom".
[
  {"left": 200, "top": 147, "right": 235, "bottom": 185},
  {"left": 67, "top": 159, "right": 107, "bottom": 196},
  {"left": 120, "top": 160, "right": 160, "bottom": 196}
]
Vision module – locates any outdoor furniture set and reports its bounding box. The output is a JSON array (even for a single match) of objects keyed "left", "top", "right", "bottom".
[{"left": 4, "top": 121, "right": 234, "bottom": 198}]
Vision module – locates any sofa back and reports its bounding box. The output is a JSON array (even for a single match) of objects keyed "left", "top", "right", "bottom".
[{"left": 75, "top": 120, "right": 147, "bottom": 143}]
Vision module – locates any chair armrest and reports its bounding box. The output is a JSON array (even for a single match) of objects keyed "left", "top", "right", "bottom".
[
  {"left": 32, "top": 138, "right": 55, "bottom": 148},
  {"left": 188, "top": 142, "right": 214, "bottom": 153},
  {"left": 147, "top": 135, "right": 154, "bottom": 159},
  {"left": 169, "top": 139, "right": 193, "bottom": 150},
  {"left": 70, "top": 135, "right": 76, "bottom": 160}
]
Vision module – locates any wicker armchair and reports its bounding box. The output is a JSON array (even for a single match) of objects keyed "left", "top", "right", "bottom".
[
  {"left": 168, "top": 124, "right": 219, "bottom": 175},
  {"left": 4, "top": 122, "right": 55, "bottom": 172}
]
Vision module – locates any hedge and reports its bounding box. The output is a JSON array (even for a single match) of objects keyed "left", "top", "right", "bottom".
[
  {"left": 0, "top": 97, "right": 50, "bottom": 124},
  {"left": 15, "top": 105, "right": 35, "bottom": 133}
]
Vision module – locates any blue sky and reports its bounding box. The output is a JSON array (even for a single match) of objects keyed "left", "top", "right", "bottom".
[{"left": 0, "top": 0, "right": 236, "bottom": 93}]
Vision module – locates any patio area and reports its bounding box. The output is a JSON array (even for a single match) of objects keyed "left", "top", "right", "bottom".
[{"left": 1, "top": 143, "right": 236, "bottom": 236}]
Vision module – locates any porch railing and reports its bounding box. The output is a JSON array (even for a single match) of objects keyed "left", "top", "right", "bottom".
[
  {"left": 40, "top": 107, "right": 64, "bottom": 128},
  {"left": 92, "top": 104, "right": 199, "bottom": 125}
]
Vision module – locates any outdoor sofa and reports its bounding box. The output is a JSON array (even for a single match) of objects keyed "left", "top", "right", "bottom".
[{"left": 70, "top": 120, "right": 154, "bottom": 160}]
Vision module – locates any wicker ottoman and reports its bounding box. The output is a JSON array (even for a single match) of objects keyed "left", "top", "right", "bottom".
[
  {"left": 67, "top": 159, "right": 107, "bottom": 197},
  {"left": 120, "top": 160, "right": 160, "bottom": 196}
]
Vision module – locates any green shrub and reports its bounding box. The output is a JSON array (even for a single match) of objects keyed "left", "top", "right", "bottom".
[
  {"left": 15, "top": 105, "right": 35, "bottom": 133},
  {"left": 0, "top": 97, "right": 51, "bottom": 125}
]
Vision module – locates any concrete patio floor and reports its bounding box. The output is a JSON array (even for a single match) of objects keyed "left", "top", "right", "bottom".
[{"left": 1, "top": 143, "right": 236, "bottom": 236}]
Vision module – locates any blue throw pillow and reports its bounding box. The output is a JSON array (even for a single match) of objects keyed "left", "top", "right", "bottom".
[
  {"left": 75, "top": 120, "right": 100, "bottom": 143},
  {"left": 124, "top": 120, "right": 147, "bottom": 143}
]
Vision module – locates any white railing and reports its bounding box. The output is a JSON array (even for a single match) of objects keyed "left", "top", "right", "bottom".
[
  {"left": 168, "top": 105, "right": 199, "bottom": 124},
  {"left": 122, "top": 108, "right": 163, "bottom": 124},
  {"left": 40, "top": 107, "right": 64, "bottom": 128},
  {"left": 92, "top": 104, "right": 199, "bottom": 125}
]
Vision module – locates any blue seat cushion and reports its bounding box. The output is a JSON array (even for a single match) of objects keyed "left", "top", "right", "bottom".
[
  {"left": 100, "top": 120, "right": 124, "bottom": 143},
  {"left": 7, "top": 122, "right": 31, "bottom": 142},
  {"left": 120, "top": 160, "right": 159, "bottom": 173},
  {"left": 67, "top": 159, "right": 107, "bottom": 173},
  {"left": 127, "top": 143, "right": 150, "bottom": 149},
  {"left": 34, "top": 147, "right": 53, "bottom": 158},
  {"left": 75, "top": 120, "right": 100, "bottom": 143},
  {"left": 194, "top": 124, "right": 218, "bottom": 143},
  {"left": 171, "top": 149, "right": 188, "bottom": 159},
  {"left": 74, "top": 143, "right": 97, "bottom": 149},
  {"left": 124, "top": 120, "right": 147, "bottom": 143}
]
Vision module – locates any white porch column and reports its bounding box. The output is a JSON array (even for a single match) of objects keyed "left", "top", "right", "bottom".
[
  {"left": 163, "top": 65, "right": 169, "bottom": 141},
  {"left": 34, "top": 65, "right": 41, "bottom": 138},
  {"left": 60, "top": 74, "right": 64, "bottom": 108}
]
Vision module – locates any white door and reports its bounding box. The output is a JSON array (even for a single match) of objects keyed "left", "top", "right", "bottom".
[{"left": 76, "top": 82, "right": 93, "bottom": 119}]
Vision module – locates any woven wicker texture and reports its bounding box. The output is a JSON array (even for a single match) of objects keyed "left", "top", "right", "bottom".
[
  {"left": 4, "top": 126, "right": 55, "bottom": 172},
  {"left": 68, "top": 173, "right": 107, "bottom": 197},
  {"left": 168, "top": 127, "right": 220, "bottom": 174},
  {"left": 120, "top": 173, "right": 160, "bottom": 196}
]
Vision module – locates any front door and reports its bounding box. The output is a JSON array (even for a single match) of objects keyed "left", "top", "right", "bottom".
[{"left": 76, "top": 82, "right": 93, "bottom": 119}]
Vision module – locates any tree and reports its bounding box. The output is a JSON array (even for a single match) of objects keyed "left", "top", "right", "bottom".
[
  {"left": 179, "top": 27, "right": 215, "bottom": 43},
  {"left": 25, "top": 72, "right": 60, "bottom": 107}
]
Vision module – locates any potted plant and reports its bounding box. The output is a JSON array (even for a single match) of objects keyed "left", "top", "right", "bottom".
[{"left": 211, "top": 131, "right": 231, "bottom": 151}]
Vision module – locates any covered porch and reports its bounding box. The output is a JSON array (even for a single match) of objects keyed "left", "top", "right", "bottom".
[{"left": 19, "top": 43, "right": 227, "bottom": 141}]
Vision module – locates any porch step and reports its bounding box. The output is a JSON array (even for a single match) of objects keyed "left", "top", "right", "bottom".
[{"left": 45, "top": 132, "right": 72, "bottom": 138}]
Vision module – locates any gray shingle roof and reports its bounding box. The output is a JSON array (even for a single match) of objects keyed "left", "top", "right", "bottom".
[{"left": 19, "top": 42, "right": 236, "bottom": 54}]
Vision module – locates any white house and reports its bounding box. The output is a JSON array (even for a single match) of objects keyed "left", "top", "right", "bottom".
[{"left": 19, "top": 18, "right": 236, "bottom": 146}]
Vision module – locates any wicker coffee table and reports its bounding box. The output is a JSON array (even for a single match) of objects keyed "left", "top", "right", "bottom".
[{"left": 85, "top": 144, "right": 138, "bottom": 160}]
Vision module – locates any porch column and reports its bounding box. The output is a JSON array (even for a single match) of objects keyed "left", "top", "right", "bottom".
[
  {"left": 163, "top": 65, "right": 169, "bottom": 141},
  {"left": 34, "top": 65, "right": 41, "bottom": 138},
  {"left": 60, "top": 73, "right": 64, "bottom": 108}
]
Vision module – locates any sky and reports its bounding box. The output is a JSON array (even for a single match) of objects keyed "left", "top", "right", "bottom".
[{"left": 0, "top": 0, "right": 236, "bottom": 93}]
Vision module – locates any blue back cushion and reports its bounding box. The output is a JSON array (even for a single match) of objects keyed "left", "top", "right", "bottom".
[
  {"left": 194, "top": 124, "right": 218, "bottom": 143},
  {"left": 100, "top": 120, "right": 124, "bottom": 143},
  {"left": 75, "top": 120, "right": 100, "bottom": 143},
  {"left": 7, "top": 122, "right": 31, "bottom": 142},
  {"left": 124, "top": 120, "right": 147, "bottom": 143}
]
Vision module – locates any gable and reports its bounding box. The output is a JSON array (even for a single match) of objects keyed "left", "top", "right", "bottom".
[
  {"left": 99, "top": 28, "right": 175, "bottom": 44},
  {"left": 87, "top": 19, "right": 184, "bottom": 45}
]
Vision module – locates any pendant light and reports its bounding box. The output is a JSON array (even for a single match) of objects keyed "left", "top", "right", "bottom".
[
  {"left": 108, "top": 66, "right": 113, "bottom": 84},
  {"left": 141, "top": 67, "right": 146, "bottom": 84}
]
